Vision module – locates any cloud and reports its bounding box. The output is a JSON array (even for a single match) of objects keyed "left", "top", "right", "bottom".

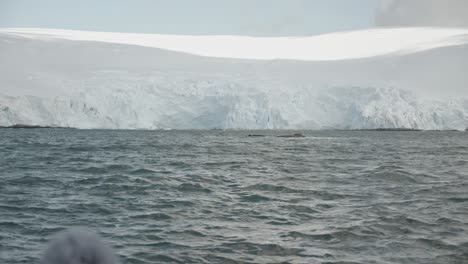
[{"left": 376, "top": 0, "right": 468, "bottom": 27}]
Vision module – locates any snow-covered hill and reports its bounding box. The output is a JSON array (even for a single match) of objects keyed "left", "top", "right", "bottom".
[{"left": 0, "top": 28, "right": 467, "bottom": 129}]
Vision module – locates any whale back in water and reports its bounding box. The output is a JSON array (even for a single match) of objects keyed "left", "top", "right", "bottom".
[{"left": 40, "top": 228, "right": 120, "bottom": 264}]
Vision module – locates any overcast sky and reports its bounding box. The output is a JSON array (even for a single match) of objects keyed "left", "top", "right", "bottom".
[
  {"left": 0, "top": 0, "right": 376, "bottom": 36},
  {"left": 1, "top": 0, "right": 467, "bottom": 36},
  {"left": 376, "top": 0, "right": 468, "bottom": 27}
]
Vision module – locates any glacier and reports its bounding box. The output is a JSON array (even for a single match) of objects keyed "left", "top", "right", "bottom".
[{"left": 0, "top": 28, "right": 467, "bottom": 130}]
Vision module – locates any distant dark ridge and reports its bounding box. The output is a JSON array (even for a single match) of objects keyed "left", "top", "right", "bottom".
[
  {"left": 357, "top": 128, "right": 422, "bottom": 131},
  {"left": 277, "top": 133, "right": 306, "bottom": 138},
  {"left": 248, "top": 133, "right": 306, "bottom": 138},
  {"left": 349, "top": 128, "right": 466, "bottom": 132},
  {"left": 335, "top": 128, "right": 422, "bottom": 132},
  {"left": 0, "top": 124, "right": 75, "bottom": 129}
]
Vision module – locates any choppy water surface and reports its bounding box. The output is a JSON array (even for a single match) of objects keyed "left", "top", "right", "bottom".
[{"left": 0, "top": 129, "right": 467, "bottom": 264}]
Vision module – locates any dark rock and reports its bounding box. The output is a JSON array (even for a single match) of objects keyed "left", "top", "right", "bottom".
[
  {"left": 0, "top": 124, "right": 75, "bottom": 129},
  {"left": 348, "top": 128, "right": 422, "bottom": 131},
  {"left": 277, "top": 133, "right": 305, "bottom": 138},
  {"left": 10, "top": 124, "right": 51, "bottom": 129}
]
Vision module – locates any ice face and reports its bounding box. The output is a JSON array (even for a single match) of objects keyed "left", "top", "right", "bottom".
[{"left": 0, "top": 28, "right": 467, "bottom": 130}]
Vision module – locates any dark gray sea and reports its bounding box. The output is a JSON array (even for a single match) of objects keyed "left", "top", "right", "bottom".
[{"left": 1, "top": 129, "right": 467, "bottom": 264}]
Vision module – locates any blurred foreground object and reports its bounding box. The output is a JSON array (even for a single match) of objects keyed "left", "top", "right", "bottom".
[{"left": 40, "top": 228, "right": 120, "bottom": 264}]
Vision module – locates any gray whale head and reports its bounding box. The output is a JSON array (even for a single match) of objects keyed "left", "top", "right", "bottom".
[{"left": 39, "top": 228, "right": 120, "bottom": 264}]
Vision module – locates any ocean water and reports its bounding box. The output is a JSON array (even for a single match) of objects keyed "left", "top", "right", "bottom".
[{"left": 0, "top": 129, "right": 467, "bottom": 264}]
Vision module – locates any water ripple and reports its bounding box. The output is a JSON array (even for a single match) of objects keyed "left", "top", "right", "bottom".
[{"left": 0, "top": 130, "right": 467, "bottom": 264}]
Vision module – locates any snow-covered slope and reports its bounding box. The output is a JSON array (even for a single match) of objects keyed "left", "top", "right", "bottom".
[
  {"left": 0, "top": 28, "right": 467, "bottom": 130},
  {"left": 2, "top": 27, "right": 468, "bottom": 61}
]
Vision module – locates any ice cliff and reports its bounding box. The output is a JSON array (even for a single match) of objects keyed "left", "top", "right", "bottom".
[{"left": 0, "top": 28, "right": 467, "bottom": 129}]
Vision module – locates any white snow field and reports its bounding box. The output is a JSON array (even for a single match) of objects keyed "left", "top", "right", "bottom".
[{"left": 0, "top": 27, "right": 467, "bottom": 129}]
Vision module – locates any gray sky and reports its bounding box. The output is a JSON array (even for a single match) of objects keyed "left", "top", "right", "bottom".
[
  {"left": 1, "top": 0, "right": 467, "bottom": 36},
  {"left": 376, "top": 0, "right": 468, "bottom": 27},
  {"left": 0, "top": 0, "right": 376, "bottom": 36}
]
